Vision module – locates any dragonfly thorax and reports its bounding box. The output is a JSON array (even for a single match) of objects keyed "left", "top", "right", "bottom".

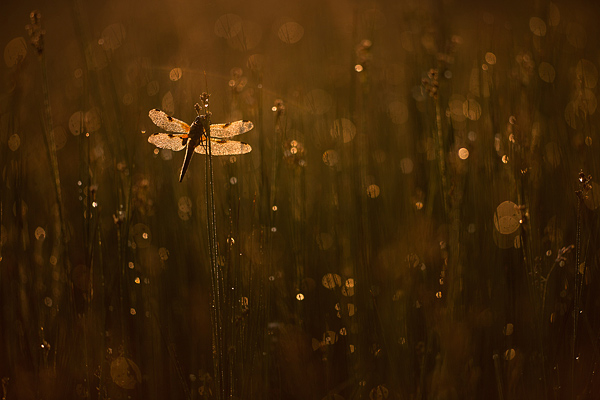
[{"left": 188, "top": 116, "right": 208, "bottom": 142}]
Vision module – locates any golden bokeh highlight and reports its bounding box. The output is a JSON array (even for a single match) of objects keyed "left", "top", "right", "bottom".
[
  {"left": 494, "top": 201, "right": 521, "bottom": 235},
  {"left": 463, "top": 99, "right": 482, "bottom": 121},
  {"left": 52, "top": 127, "right": 67, "bottom": 150},
  {"left": 548, "top": 3, "right": 561, "bottom": 27},
  {"left": 369, "top": 385, "right": 389, "bottom": 400},
  {"left": 330, "top": 118, "right": 356, "bottom": 143},
  {"left": 100, "top": 23, "right": 126, "bottom": 51},
  {"left": 69, "top": 111, "right": 84, "bottom": 135},
  {"left": 323, "top": 150, "right": 340, "bottom": 166},
  {"left": 504, "top": 348, "right": 516, "bottom": 361},
  {"left": 178, "top": 196, "right": 192, "bottom": 221},
  {"left": 277, "top": 21, "right": 304, "bottom": 44},
  {"left": 448, "top": 94, "right": 466, "bottom": 122},
  {"left": 388, "top": 101, "right": 409, "bottom": 124},
  {"left": 146, "top": 80, "right": 160, "bottom": 96},
  {"left": 214, "top": 14, "right": 242, "bottom": 39},
  {"left": 35, "top": 227, "right": 46, "bottom": 240},
  {"left": 367, "top": 184, "right": 380, "bottom": 198},
  {"left": 400, "top": 158, "right": 413, "bottom": 174},
  {"left": 8, "top": 134, "right": 20, "bottom": 151},
  {"left": 4, "top": 37, "right": 27, "bottom": 67},
  {"left": 110, "top": 357, "right": 141, "bottom": 389},
  {"left": 529, "top": 17, "right": 547, "bottom": 36},
  {"left": 538, "top": 62, "right": 555, "bottom": 83},
  {"left": 322, "top": 273, "right": 342, "bottom": 289},
  {"left": 228, "top": 21, "right": 262, "bottom": 51},
  {"left": 316, "top": 233, "right": 333, "bottom": 250},
  {"left": 85, "top": 108, "right": 102, "bottom": 132},
  {"left": 162, "top": 91, "right": 175, "bottom": 115}
]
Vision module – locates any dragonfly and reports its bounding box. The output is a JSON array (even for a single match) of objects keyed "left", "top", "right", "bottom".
[{"left": 147, "top": 108, "right": 253, "bottom": 182}]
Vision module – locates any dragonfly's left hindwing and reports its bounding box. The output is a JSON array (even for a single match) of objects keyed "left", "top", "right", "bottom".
[{"left": 148, "top": 133, "right": 188, "bottom": 151}]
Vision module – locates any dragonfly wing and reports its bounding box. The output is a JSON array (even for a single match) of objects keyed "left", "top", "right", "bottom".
[
  {"left": 209, "top": 120, "right": 254, "bottom": 138},
  {"left": 148, "top": 133, "right": 188, "bottom": 151},
  {"left": 149, "top": 109, "right": 190, "bottom": 133},
  {"left": 194, "top": 139, "right": 252, "bottom": 155}
]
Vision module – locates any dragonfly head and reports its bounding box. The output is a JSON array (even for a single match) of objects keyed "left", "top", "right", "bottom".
[{"left": 193, "top": 114, "right": 209, "bottom": 126}]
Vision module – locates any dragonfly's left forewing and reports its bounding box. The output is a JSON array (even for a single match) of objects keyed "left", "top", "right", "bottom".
[
  {"left": 194, "top": 139, "right": 252, "bottom": 155},
  {"left": 149, "top": 109, "right": 190, "bottom": 133},
  {"left": 148, "top": 133, "right": 188, "bottom": 151},
  {"left": 209, "top": 120, "right": 254, "bottom": 138}
]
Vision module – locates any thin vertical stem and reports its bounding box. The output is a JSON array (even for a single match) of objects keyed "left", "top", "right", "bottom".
[
  {"left": 493, "top": 354, "right": 505, "bottom": 400},
  {"left": 200, "top": 94, "right": 224, "bottom": 400},
  {"left": 573, "top": 195, "right": 581, "bottom": 400}
]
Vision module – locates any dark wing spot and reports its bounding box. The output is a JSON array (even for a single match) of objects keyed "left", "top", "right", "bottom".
[
  {"left": 216, "top": 139, "right": 227, "bottom": 143},
  {"left": 168, "top": 133, "right": 174, "bottom": 138},
  {"left": 152, "top": 108, "right": 160, "bottom": 111},
  {"left": 167, "top": 116, "right": 173, "bottom": 121},
  {"left": 222, "top": 122, "right": 232, "bottom": 128},
  {"left": 242, "top": 120, "right": 250, "bottom": 123}
]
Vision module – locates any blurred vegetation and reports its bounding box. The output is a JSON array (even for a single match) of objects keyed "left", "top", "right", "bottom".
[{"left": 1, "top": 0, "right": 600, "bottom": 399}]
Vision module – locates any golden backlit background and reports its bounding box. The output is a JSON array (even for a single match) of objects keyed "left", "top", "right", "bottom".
[{"left": 2, "top": 0, "right": 600, "bottom": 399}]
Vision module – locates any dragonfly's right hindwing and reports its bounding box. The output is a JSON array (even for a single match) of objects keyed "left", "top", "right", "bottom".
[{"left": 194, "top": 139, "right": 252, "bottom": 155}]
